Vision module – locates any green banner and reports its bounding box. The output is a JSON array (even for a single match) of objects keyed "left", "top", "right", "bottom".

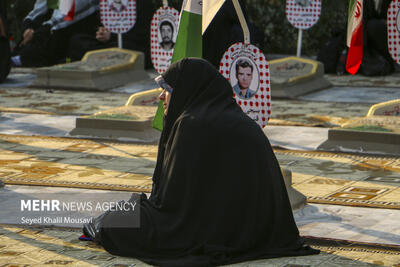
[{"left": 152, "top": 2, "right": 203, "bottom": 131}]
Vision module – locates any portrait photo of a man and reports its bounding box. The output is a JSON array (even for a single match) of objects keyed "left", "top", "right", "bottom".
[
  {"left": 159, "top": 20, "right": 175, "bottom": 51},
  {"left": 232, "top": 58, "right": 258, "bottom": 99},
  {"left": 109, "top": 0, "right": 127, "bottom": 13}
]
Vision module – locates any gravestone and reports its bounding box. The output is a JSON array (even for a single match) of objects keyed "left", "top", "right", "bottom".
[
  {"left": 318, "top": 99, "right": 400, "bottom": 155},
  {"left": 70, "top": 89, "right": 161, "bottom": 142},
  {"left": 367, "top": 99, "right": 400, "bottom": 116},
  {"left": 269, "top": 56, "right": 331, "bottom": 98},
  {"left": 32, "top": 48, "right": 149, "bottom": 91},
  {"left": 69, "top": 105, "right": 160, "bottom": 142}
]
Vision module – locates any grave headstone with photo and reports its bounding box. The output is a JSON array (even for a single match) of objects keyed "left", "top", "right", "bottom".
[
  {"left": 269, "top": 56, "right": 331, "bottom": 98},
  {"left": 31, "top": 48, "right": 149, "bottom": 90}
]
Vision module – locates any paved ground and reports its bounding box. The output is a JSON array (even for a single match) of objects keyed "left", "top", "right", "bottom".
[{"left": 0, "top": 68, "right": 399, "bottom": 266}]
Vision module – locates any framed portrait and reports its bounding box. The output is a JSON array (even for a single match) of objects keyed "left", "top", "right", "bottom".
[
  {"left": 229, "top": 57, "right": 260, "bottom": 99},
  {"left": 151, "top": 7, "right": 179, "bottom": 73},
  {"left": 101, "top": 0, "right": 136, "bottom": 33},
  {"left": 286, "top": 0, "right": 321, "bottom": 30},
  {"left": 158, "top": 19, "right": 177, "bottom": 52},
  {"left": 219, "top": 43, "right": 272, "bottom": 127}
]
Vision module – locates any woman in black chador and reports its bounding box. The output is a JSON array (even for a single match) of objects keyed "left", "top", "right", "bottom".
[{"left": 82, "top": 58, "right": 319, "bottom": 266}]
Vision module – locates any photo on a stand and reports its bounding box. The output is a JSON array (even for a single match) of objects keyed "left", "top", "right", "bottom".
[
  {"left": 151, "top": 6, "right": 179, "bottom": 73},
  {"left": 219, "top": 43, "right": 271, "bottom": 127},
  {"left": 101, "top": 0, "right": 136, "bottom": 34},
  {"left": 286, "top": 0, "right": 321, "bottom": 30}
]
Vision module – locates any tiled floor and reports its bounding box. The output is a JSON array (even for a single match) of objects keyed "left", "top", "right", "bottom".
[{"left": 0, "top": 225, "right": 393, "bottom": 266}]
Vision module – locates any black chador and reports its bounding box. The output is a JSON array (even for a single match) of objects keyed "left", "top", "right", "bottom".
[{"left": 84, "top": 58, "right": 319, "bottom": 266}]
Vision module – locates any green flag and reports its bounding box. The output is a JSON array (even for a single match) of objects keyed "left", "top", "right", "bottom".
[{"left": 152, "top": 0, "right": 202, "bottom": 131}]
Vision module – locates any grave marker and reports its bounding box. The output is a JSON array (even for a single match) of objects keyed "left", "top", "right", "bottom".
[
  {"left": 32, "top": 48, "right": 149, "bottom": 90},
  {"left": 269, "top": 56, "right": 331, "bottom": 98}
]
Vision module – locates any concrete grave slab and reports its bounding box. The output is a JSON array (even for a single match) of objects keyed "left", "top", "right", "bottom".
[
  {"left": 318, "top": 100, "right": 400, "bottom": 156},
  {"left": 31, "top": 48, "right": 149, "bottom": 91},
  {"left": 69, "top": 105, "right": 160, "bottom": 143},
  {"left": 318, "top": 128, "right": 400, "bottom": 156},
  {"left": 341, "top": 116, "right": 400, "bottom": 133},
  {"left": 269, "top": 56, "right": 331, "bottom": 98}
]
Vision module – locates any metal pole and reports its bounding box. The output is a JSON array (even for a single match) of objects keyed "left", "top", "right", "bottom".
[
  {"left": 296, "top": 29, "right": 303, "bottom": 57},
  {"left": 232, "top": 0, "right": 250, "bottom": 44},
  {"left": 163, "top": 0, "right": 168, "bottom": 7},
  {"left": 118, "top": 33, "right": 122, "bottom": 49}
]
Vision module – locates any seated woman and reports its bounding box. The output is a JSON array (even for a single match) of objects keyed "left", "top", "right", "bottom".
[{"left": 82, "top": 58, "right": 319, "bottom": 266}]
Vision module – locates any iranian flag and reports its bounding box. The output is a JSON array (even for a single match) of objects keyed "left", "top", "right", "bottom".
[
  {"left": 346, "top": 0, "right": 363, "bottom": 75},
  {"left": 60, "top": 0, "right": 75, "bottom": 21},
  {"left": 153, "top": 0, "right": 203, "bottom": 131},
  {"left": 46, "top": 0, "right": 75, "bottom": 21}
]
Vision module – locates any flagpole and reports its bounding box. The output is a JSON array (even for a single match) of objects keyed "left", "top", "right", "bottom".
[
  {"left": 118, "top": 33, "right": 123, "bottom": 49},
  {"left": 232, "top": 0, "right": 250, "bottom": 44},
  {"left": 296, "top": 29, "right": 303, "bottom": 57},
  {"left": 163, "top": 0, "right": 168, "bottom": 7}
]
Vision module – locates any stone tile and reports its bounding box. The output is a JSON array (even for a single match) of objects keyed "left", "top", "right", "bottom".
[
  {"left": 291, "top": 172, "right": 317, "bottom": 185},
  {"left": 293, "top": 176, "right": 354, "bottom": 197},
  {"left": 34, "top": 150, "right": 83, "bottom": 159},
  {"left": 363, "top": 175, "right": 400, "bottom": 187}
]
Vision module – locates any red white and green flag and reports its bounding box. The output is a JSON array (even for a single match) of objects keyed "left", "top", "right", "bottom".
[
  {"left": 346, "top": 0, "right": 363, "bottom": 75},
  {"left": 46, "top": 0, "right": 75, "bottom": 21},
  {"left": 153, "top": 0, "right": 203, "bottom": 131}
]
